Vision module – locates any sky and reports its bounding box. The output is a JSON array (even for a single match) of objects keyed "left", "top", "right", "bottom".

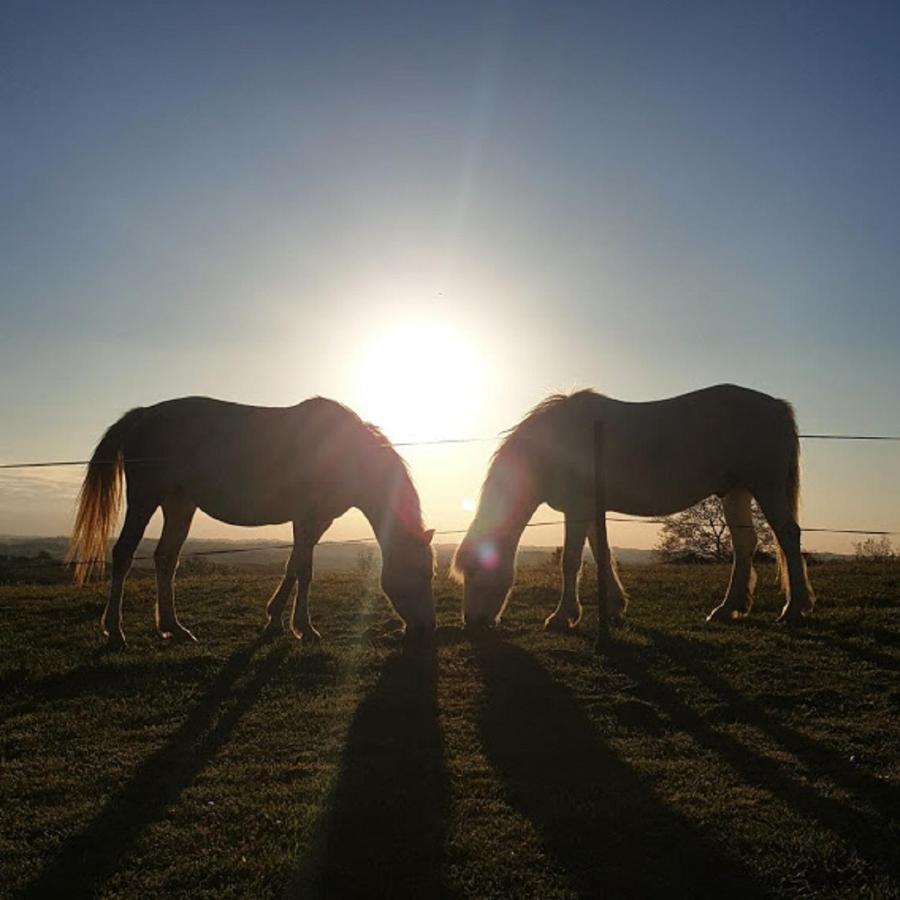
[{"left": 1, "top": 1, "right": 898, "bottom": 553}]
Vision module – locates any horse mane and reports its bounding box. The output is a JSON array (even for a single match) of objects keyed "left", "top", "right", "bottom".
[
  {"left": 360, "top": 421, "right": 426, "bottom": 532},
  {"left": 301, "top": 397, "right": 426, "bottom": 536},
  {"left": 450, "top": 389, "right": 603, "bottom": 581},
  {"left": 489, "top": 388, "right": 603, "bottom": 475}
]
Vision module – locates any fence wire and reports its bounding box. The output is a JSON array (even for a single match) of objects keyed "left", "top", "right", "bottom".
[
  {"left": 1, "top": 427, "right": 897, "bottom": 569},
  {"left": 7, "top": 516, "right": 897, "bottom": 572},
  {"left": 2, "top": 430, "right": 899, "bottom": 471}
]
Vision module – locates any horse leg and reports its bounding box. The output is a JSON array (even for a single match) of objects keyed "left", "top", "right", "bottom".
[
  {"left": 290, "top": 519, "right": 332, "bottom": 641},
  {"left": 707, "top": 490, "right": 757, "bottom": 623},
  {"left": 101, "top": 499, "right": 157, "bottom": 646},
  {"left": 154, "top": 492, "right": 197, "bottom": 641},
  {"left": 264, "top": 550, "right": 299, "bottom": 637},
  {"left": 754, "top": 489, "right": 815, "bottom": 624},
  {"left": 587, "top": 523, "right": 628, "bottom": 625},
  {"left": 544, "top": 516, "right": 588, "bottom": 631}
]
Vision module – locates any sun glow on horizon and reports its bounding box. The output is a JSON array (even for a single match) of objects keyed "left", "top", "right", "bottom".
[{"left": 355, "top": 317, "right": 490, "bottom": 443}]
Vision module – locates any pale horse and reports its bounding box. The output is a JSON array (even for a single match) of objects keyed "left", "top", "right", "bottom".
[
  {"left": 67, "top": 397, "right": 436, "bottom": 645},
  {"left": 453, "top": 385, "right": 815, "bottom": 631}
]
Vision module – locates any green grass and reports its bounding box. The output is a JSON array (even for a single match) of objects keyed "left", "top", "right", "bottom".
[{"left": 2, "top": 561, "right": 899, "bottom": 898}]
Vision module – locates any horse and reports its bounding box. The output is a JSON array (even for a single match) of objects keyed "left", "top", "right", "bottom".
[
  {"left": 67, "top": 396, "right": 436, "bottom": 646},
  {"left": 452, "top": 385, "right": 815, "bottom": 632}
]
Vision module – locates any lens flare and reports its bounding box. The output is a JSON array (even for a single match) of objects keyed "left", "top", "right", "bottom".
[{"left": 477, "top": 541, "right": 499, "bottom": 570}]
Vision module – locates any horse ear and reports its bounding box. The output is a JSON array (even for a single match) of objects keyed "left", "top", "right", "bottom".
[{"left": 423, "top": 528, "right": 435, "bottom": 544}]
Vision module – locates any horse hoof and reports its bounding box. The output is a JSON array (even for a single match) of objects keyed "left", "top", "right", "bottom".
[
  {"left": 706, "top": 606, "right": 737, "bottom": 624},
  {"left": 292, "top": 626, "right": 322, "bottom": 642},
  {"left": 160, "top": 625, "right": 197, "bottom": 643},
  {"left": 544, "top": 615, "right": 576, "bottom": 634},
  {"left": 104, "top": 630, "right": 127, "bottom": 649},
  {"left": 776, "top": 611, "right": 806, "bottom": 627}
]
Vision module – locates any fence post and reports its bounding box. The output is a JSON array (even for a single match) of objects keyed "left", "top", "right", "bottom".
[{"left": 594, "top": 420, "right": 610, "bottom": 642}]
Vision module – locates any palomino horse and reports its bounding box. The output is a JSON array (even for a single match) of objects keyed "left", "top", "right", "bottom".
[
  {"left": 67, "top": 397, "right": 436, "bottom": 645},
  {"left": 453, "top": 385, "right": 814, "bottom": 631}
]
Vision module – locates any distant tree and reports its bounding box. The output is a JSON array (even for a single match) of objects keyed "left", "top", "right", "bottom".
[
  {"left": 853, "top": 535, "right": 895, "bottom": 561},
  {"left": 655, "top": 496, "right": 775, "bottom": 563}
]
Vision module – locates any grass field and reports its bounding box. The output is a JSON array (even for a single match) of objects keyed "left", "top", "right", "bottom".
[{"left": 2, "top": 560, "right": 899, "bottom": 898}]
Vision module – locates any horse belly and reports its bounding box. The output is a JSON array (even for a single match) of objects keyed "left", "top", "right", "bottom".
[
  {"left": 193, "top": 493, "right": 295, "bottom": 527},
  {"left": 183, "top": 471, "right": 305, "bottom": 527},
  {"left": 606, "top": 451, "right": 726, "bottom": 517}
]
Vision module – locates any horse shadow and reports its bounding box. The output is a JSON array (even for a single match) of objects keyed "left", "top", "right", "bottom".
[
  {"left": 288, "top": 644, "right": 449, "bottom": 899},
  {"left": 20, "top": 635, "right": 295, "bottom": 899},
  {"left": 626, "top": 626, "right": 900, "bottom": 883},
  {"left": 0, "top": 655, "right": 214, "bottom": 726},
  {"left": 791, "top": 621, "right": 900, "bottom": 674},
  {"left": 472, "top": 634, "right": 766, "bottom": 899}
]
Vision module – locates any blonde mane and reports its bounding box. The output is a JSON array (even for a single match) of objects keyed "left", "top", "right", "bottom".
[
  {"left": 486, "top": 388, "right": 602, "bottom": 483},
  {"left": 304, "top": 397, "right": 426, "bottom": 537}
]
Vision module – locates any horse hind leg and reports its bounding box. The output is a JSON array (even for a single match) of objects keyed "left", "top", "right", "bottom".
[
  {"left": 102, "top": 499, "right": 157, "bottom": 646},
  {"left": 155, "top": 492, "right": 197, "bottom": 641},
  {"left": 754, "top": 488, "right": 814, "bottom": 624},
  {"left": 707, "top": 490, "right": 757, "bottom": 623}
]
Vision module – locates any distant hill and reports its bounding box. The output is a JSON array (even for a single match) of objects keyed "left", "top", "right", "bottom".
[
  {"left": 0, "top": 535, "right": 848, "bottom": 578},
  {"left": 1, "top": 535, "right": 660, "bottom": 572}
]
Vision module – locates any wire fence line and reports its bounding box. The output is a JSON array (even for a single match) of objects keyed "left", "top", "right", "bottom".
[
  {"left": 1, "top": 429, "right": 897, "bottom": 570},
  {"left": 2, "top": 429, "right": 900, "bottom": 471},
  {"left": 8, "top": 515, "right": 898, "bottom": 571}
]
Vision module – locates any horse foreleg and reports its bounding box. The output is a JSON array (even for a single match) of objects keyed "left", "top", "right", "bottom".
[
  {"left": 264, "top": 550, "right": 299, "bottom": 637},
  {"left": 708, "top": 490, "right": 757, "bottom": 623},
  {"left": 155, "top": 493, "right": 197, "bottom": 641},
  {"left": 587, "top": 523, "right": 628, "bottom": 625},
  {"left": 102, "top": 501, "right": 157, "bottom": 646},
  {"left": 544, "top": 516, "right": 589, "bottom": 632},
  {"left": 286, "top": 518, "right": 331, "bottom": 641},
  {"left": 289, "top": 543, "right": 320, "bottom": 641}
]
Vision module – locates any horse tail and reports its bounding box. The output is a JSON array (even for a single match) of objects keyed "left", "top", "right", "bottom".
[
  {"left": 66, "top": 408, "right": 144, "bottom": 584},
  {"left": 776, "top": 401, "right": 814, "bottom": 606}
]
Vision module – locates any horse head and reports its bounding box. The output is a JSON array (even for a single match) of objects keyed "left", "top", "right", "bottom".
[
  {"left": 380, "top": 526, "right": 436, "bottom": 637},
  {"left": 452, "top": 535, "right": 516, "bottom": 629}
]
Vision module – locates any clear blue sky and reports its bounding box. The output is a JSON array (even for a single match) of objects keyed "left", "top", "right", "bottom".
[{"left": 1, "top": 1, "right": 898, "bottom": 550}]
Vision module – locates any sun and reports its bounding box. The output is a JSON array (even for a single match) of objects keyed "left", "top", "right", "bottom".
[{"left": 356, "top": 318, "right": 487, "bottom": 443}]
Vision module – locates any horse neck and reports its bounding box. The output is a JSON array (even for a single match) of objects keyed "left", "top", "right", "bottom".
[
  {"left": 357, "top": 453, "right": 422, "bottom": 550},
  {"left": 470, "top": 448, "right": 541, "bottom": 550}
]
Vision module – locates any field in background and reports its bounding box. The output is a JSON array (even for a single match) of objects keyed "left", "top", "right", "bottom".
[{"left": 2, "top": 561, "right": 899, "bottom": 898}]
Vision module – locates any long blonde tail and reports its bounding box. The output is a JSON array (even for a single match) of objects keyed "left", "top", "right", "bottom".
[
  {"left": 66, "top": 409, "right": 143, "bottom": 584},
  {"left": 775, "top": 402, "right": 814, "bottom": 608}
]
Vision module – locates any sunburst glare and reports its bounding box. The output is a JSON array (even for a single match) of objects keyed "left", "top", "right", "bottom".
[{"left": 356, "top": 318, "right": 489, "bottom": 443}]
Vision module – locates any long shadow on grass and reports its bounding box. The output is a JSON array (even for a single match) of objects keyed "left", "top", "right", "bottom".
[
  {"left": 609, "top": 628, "right": 900, "bottom": 884},
  {"left": 0, "top": 656, "right": 216, "bottom": 726},
  {"left": 789, "top": 622, "right": 900, "bottom": 674},
  {"left": 20, "top": 636, "right": 297, "bottom": 899},
  {"left": 288, "top": 644, "right": 448, "bottom": 899},
  {"left": 472, "top": 634, "right": 765, "bottom": 899}
]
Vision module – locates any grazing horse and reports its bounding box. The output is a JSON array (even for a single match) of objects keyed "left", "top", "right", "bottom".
[
  {"left": 67, "top": 397, "right": 436, "bottom": 645},
  {"left": 453, "top": 385, "right": 814, "bottom": 631}
]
